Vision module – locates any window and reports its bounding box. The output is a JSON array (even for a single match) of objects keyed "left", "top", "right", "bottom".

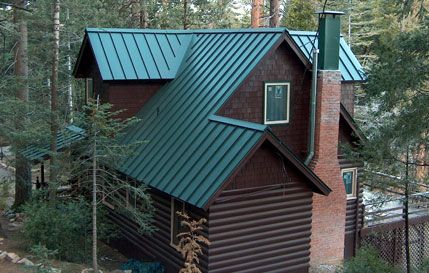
[
  {"left": 342, "top": 168, "right": 357, "bottom": 198},
  {"left": 170, "top": 197, "right": 185, "bottom": 246},
  {"left": 264, "top": 82, "right": 290, "bottom": 124},
  {"left": 85, "top": 78, "right": 93, "bottom": 103}
]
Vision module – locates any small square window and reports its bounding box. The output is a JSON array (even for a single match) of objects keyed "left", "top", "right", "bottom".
[
  {"left": 342, "top": 168, "right": 357, "bottom": 199},
  {"left": 264, "top": 82, "right": 290, "bottom": 124},
  {"left": 170, "top": 197, "right": 185, "bottom": 246}
]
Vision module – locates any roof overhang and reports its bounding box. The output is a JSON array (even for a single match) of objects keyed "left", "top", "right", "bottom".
[
  {"left": 340, "top": 104, "right": 366, "bottom": 144},
  {"left": 203, "top": 123, "right": 331, "bottom": 210}
]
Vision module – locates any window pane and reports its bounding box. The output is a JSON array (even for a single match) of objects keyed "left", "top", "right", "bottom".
[
  {"left": 266, "top": 85, "right": 287, "bottom": 122},
  {"left": 342, "top": 171, "right": 354, "bottom": 195}
]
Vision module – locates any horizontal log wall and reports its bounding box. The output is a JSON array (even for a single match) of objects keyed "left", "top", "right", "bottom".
[
  {"left": 208, "top": 183, "right": 313, "bottom": 273},
  {"left": 107, "top": 189, "right": 208, "bottom": 273}
]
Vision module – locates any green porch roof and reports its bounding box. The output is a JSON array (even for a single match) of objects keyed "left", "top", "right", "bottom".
[{"left": 21, "top": 125, "right": 85, "bottom": 163}]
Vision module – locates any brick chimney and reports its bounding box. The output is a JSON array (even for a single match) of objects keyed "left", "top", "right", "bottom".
[{"left": 310, "top": 11, "right": 347, "bottom": 266}]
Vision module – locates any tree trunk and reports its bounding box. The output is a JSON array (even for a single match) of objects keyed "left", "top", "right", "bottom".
[
  {"left": 251, "top": 0, "right": 261, "bottom": 28},
  {"left": 140, "top": 0, "right": 148, "bottom": 28},
  {"left": 269, "top": 0, "right": 279, "bottom": 27},
  {"left": 92, "top": 130, "right": 98, "bottom": 273},
  {"left": 13, "top": 0, "right": 32, "bottom": 209},
  {"left": 49, "top": 0, "right": 60, "bottom": 200},
  {"left": 92, "top": 98, "right": 99, "bottom": 273},
  {"left": 66, "top": 8, "right": 73, "bottom": 122},
  {"left": 183, "top": 0, "right": 190, "bottom": 29}
]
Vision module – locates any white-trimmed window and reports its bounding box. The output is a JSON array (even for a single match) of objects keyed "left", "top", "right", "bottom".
[
  {"left": 342, "top": 168, "right": 357, "bottom": 199},
  {"left": 170, "top": 197, "right": 185, "bottom": 246},
  {"left": 264, "top": 82, "right": 290, "bottom": 124}
]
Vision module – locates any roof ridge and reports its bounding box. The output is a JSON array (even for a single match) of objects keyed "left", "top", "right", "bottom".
[{"left": 86, "top": 27, "right": 287, "bottom": 34}]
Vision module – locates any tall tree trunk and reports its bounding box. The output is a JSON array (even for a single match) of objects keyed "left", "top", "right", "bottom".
[
  {"left": 49, "top": 0, "right": 60, "bottom": 200},
  {"left": 183, "top": 0, "right": 190, "bottom": 29},
  {"left": 66, "top": 8, "right": 73, "bottom": 122},
  {"left": 251, "top": 0, "right": 261, "bottom": 28},
  {"left": 269, "top": 0, "right": 279, "bottom": 27},
  {"left": 140, "top": 0, "right": 148, "bottom": 28},
  {"left": 92, "top": 124, "right": 98, "bottom": 273},
  {"left": 92, "top": 97, "right": 100, "bottom": 273},
  {"left": 13, "top": 0, "right": 32, "bottom": 209}
]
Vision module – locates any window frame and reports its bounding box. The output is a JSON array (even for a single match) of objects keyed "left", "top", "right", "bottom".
[
  {"left": 341, "top": 167, "right": 357, "bottom": 199},
  {"left": 264, "top": 81, "right": 291, "bottom": 125},
  {"left": 170, "top": 197, "right": 185, "bottom": 247},
  {"left": 85, "top": 78, "right": 94, "bottom": 103}
]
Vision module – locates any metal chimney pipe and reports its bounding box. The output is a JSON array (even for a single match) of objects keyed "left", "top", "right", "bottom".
[{"left": 316, "top": 10, "right": 344, "bottom": 70}]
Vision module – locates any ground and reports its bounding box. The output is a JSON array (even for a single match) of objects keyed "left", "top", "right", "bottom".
[{"left": 0, "top": 156, "right": 129, "bottom": 273}]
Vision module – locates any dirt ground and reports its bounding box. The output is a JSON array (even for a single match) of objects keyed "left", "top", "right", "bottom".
[{"left": 0, "top": 161, "right": 129, "bottom": 273}]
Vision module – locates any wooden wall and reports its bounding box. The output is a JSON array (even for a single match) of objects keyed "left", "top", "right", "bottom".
[
  {"left": 207, "top": 143, "right": 314, "bottom": 273},
  {"left": 107, "top": 188, "right": 208, "bottom": 273}
]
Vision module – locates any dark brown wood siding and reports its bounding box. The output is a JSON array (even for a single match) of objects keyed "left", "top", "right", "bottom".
[
  {"left": 341, "top": 83, "right": 355, "bottom": 116},
  {"left": 207, "top": 143, "right": 313, "bottom": 273},
  {"left": 209, "top": 184, "right": 312, "bottom": 273},
  {"left": 344, "top": 187, "right": 363, "bottom": 259},
  {"left": 107, "top": 189, "right": 209, "bottom": 273},
  {"left": 218, "top": 42, "right": 311, "bottom": 159}
]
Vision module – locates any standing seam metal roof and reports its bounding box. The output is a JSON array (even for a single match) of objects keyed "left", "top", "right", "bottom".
[
  {"left": 114, "top": 30, "right": 283, "bottom": 208},
  {"left": 21, "top": 125, "right": 85, "bottom": 163},
  {"left": 82, "top": 28, "right": 366, "bottom": 83},
  {"left": 77, "top": 27, "right": 364, "bottom": 208},
  {"left": 289, "top": 30, "right": 366, "bottom": 82},
  {"left": 86, "top": 28, "right": 192, "bottom": 80}
]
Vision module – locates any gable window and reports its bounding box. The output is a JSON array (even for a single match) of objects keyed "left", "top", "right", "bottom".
[
  {"left": 264, "top": 82, "right": 290, "bottom": 124},
  {"left": 342, "top": 168, "right": 357, "bottom": 199},
  {"left": 170, "top": 197, "right": 185, "bottom": 246}
]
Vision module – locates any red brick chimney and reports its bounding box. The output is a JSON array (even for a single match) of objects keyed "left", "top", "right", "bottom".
[{"left": 309, "top": 11, "right": 347, "bottom": 266}]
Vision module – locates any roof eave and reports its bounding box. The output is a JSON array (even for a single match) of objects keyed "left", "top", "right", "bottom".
[
  {"left": 264, "top": 131, "right": 332, "bottom": 196},
  {"left": 202, "top": 129, "right": 332, "bottom": 210},
  {"left": 283, "top": 32, "right": 312, "bottom": 70},
  {"left": 73, "top": 32, "right": 89, "bottom": 78},
  {"left": 340, "top": 103, "right": 367, "bottom": 143}
]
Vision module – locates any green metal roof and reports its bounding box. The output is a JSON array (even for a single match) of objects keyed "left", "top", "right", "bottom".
[
  {"left": 85, "top": 28, "right": 192, "bottom": 80},
  {"left": 81, "top": 28, "right": 365, "bottom": 82},
  {"left": 73, "top": 27, "right": 366, "bottom": 208},
  {"left": 289, "top": 30, "right": 366, "bottom": 82},
  {"left": 117, "top": 29, "right": 284, "bottom": 208},
  {"left": 21, "top": 125, "right": 85, "bottom": 162}
]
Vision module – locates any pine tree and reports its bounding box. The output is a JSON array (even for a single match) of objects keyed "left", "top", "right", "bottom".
[{"left": 282, "top": 0, "right": 317, "bottom": 30}]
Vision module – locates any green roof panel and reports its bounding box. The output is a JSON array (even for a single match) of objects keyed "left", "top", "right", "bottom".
[
  {"left": 86, "top": 28, "right": 192, "bottom": 80},
  {"left": 21, "top": 125, "right": 85, "bottom": 163},
  {"left": 289, "top": 30, "right": 366, "bottom": 81}
]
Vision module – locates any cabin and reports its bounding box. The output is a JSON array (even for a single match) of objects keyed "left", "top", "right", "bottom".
[{"left": 73, "top": 11, "right": 366, "bottom": 273}]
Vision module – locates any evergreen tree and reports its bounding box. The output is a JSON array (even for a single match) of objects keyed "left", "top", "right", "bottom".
[{"left": 282, "top": 0, "right": 317, "bottom": 30}]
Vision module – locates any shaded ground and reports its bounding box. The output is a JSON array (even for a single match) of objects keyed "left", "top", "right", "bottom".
[{"left": 0, "top": 162, "right": 128, "bottom": 273}]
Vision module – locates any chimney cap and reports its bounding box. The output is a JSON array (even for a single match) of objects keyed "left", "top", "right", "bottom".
[{"left": 316, "top": 10, "right": 345, "bottom": 16}]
